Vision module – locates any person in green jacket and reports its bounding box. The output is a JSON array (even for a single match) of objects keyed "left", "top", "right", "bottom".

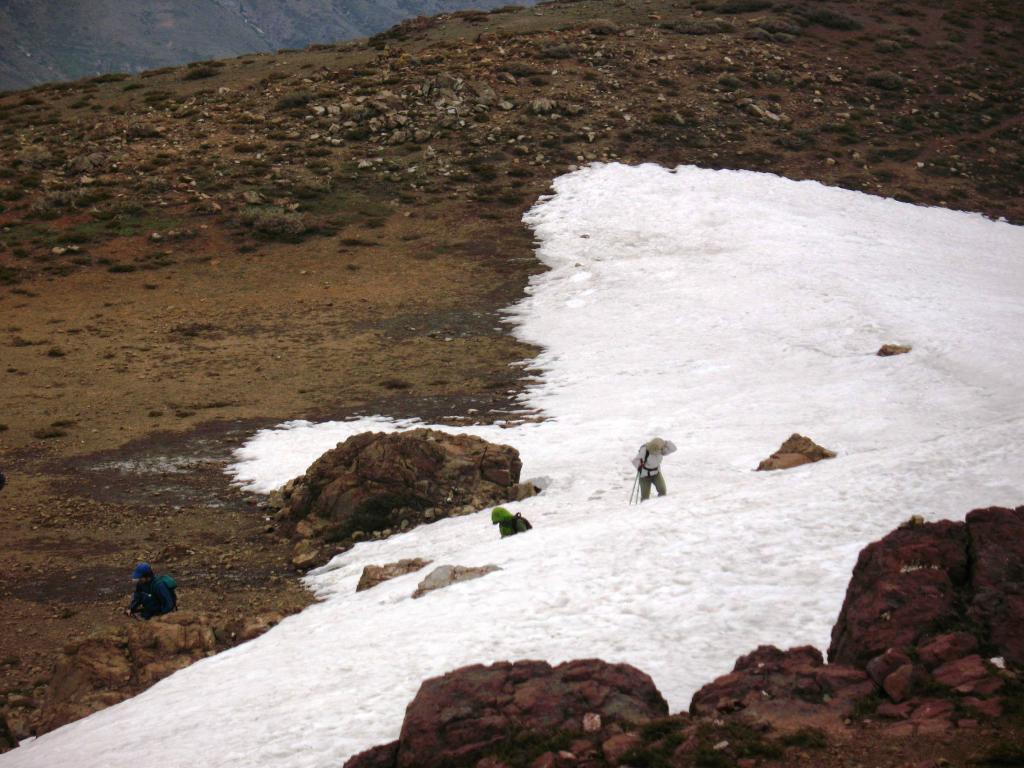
[{"left": 491, "top": 506, "right": 532, "bottom": 538}]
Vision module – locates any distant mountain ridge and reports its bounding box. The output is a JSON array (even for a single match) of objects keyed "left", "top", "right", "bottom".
[{"left": 0, "top": 0, "right": 537, "bottom": 91}]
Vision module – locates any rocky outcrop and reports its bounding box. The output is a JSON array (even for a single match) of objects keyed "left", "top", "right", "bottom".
[
  {"left": 357, "top": 558, "right": 433, "bottom": 592},
  {"left": 755, "top": 433, "right": 836, "bottom": 471},
  {"left": 344, "top": 659, "right": 668, "bottom": 768},
  {"left": 829, "top": 507, "right": 1024, "bottom": 668},
  {"left": 272, "top": 429, "right": 526, "bottom": 568},
  {"left": 828, "top": 517, "right": 969, "bottom": 666},
  {"left": 691, "top": 645, "right": 873, "bottom": 726},
  {"left": 33, "top": 610, "right": 284, "bottom": 734},
  {"left": 877, "top": 343, "right": 912, "bottom": 356},
  {"left": 411, "top": 564, "right": 500, "bottom": 599}
]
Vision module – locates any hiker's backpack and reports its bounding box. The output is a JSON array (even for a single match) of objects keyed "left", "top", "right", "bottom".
[{"left": 156, "top": 574, "right": 178, "bottom": 610}]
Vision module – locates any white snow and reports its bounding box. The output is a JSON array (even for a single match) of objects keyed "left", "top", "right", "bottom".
[{"left": 6, "top": 164, "right": 1024, "bottom": 768}]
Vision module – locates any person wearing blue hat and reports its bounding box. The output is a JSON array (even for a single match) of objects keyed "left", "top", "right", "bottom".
[{"left": 126, "top": 562, "right": 177, "bottom": 619}]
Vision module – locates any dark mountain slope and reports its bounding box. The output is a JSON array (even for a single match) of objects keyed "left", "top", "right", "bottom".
[{"left": 0, "top": 0, "right": 537, "bottom": 91}]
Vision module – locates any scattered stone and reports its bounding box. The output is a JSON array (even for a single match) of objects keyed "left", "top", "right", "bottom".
[
  {"left": 356, "top": 558, "right": 432, "bottom": 592},
  {"left": 866, "top": 70, "right": 905, "bottom": 91},
  {"left": 411, "top": 564, "right": 500, "bottom": 598},
  {"left": 530, "top": 97, "right": 557, "bottom": 115},
  {"left": 756, "top": 433, "right": 836, "bottom": 471},
  {"left": 291, "top": 539, "right": 322, "bottom": 570}
]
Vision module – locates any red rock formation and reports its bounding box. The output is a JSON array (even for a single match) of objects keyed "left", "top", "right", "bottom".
[{"left": 345, "top": 659, "right": 668, "bottom": 768}]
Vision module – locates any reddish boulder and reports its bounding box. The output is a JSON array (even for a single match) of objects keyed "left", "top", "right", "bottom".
[
  {"left": 965, "top": 506, "right": 1024, "bottom": 667},
  {"left": 690, "top": 645, "right": 872, "bottom": 723},
  {"left": 828, "top": 519, "right": 969, "bottom": 666},
  {"left": 931, "top": 655, "right": 1001, "bottom": 695},
  {"left": 917, "top": 632, "right": 978, "bottom": 669},
  {"left": 345, "top": 659, "right": 667, "bottom": 768},
  {"left": 829, "top": 507, "right": 1024, "bottom": 669},
  {"left": 882, "top": 664, "right": 915, "bottom": 703},
  {"left": 277, "top": 429, "right": 523, "bottom": 544},
  {"left": 865, "top": 648, "right": 912, "bottom": 686}
]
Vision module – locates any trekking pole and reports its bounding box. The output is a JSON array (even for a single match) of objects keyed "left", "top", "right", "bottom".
[{"left": 629, "top": 467, "right": 641, "bottom": 505}]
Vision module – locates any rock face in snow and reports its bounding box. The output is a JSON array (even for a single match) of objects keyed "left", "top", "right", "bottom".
[
  {"left": 356, "top": 558, "right": 433, "bottom": 592},
  {"left": 411, "top": 564, "right": 500, "bottom": 599},
  {"left": 829, "top": 506, "right": 1024, "bottom": 668},
  {"left": 274, "top": 429, "right": 524, "bottom": 564},
  {"left": 755, "top": 433, "right": 836, "bottom": 471},
  {"left": 877, "top": 343, "right": 912, "bottom": 356},
  {"left": 343, "top": 659, "right": 668, "bottom": 768},
  {"left": 34, "top": 610, "right": 283, "bottom": 734}
]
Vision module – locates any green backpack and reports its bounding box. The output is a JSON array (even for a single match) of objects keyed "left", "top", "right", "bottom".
[{"left": 155, "top": 574, "right": 178, "bottom": 610}]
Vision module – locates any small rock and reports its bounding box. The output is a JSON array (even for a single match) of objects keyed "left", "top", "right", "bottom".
[
  {"left": 530, "top": 97, "right": 557, "bottom": 115},
  {"left": 602, "top": 732, "right": 641, "bottom": 764},
  {"left": 877, "top": 344, "right": 912, "bottom": 357},
  {"left": 412, "top": 564, "right": 500, "bottom": 598},
  {"left": 356, "top": 558, "right": 432, "bottom": 592}
]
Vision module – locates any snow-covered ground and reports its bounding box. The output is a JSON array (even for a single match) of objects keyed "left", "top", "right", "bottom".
[{"left": 6, "top": 164, "right": 1024, "bottom": 768}]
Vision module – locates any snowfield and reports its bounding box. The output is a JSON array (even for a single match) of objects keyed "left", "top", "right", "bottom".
[{"left": 6, "top": 164, "right": 1024, "bottom": 768}]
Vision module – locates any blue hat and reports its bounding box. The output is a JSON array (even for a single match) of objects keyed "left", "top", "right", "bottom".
[{"left": 132, "top": 562, "right": 153, "bottom": 579}]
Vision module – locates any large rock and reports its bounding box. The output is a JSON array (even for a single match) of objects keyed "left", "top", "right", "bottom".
[
  {"left": 828, "top": 518, "right": 968, "bottom": 666},
  {"left": 411, "top": 564, "right": 500, "bottom": 599},
  {"left": 357, "top": 558, "right": 432, "bottom": 592},
  {"left": 277, "top": 429, "right": 523, "bottom": 544},
  {"left": 756, "top": 433, "right": 836, "bottom": 471},
  {"left": 34, "top": 610, "right": 284, "bottom": 734},
  {"left": 829, "top": 507, "right": 1024, "bottom": 668},
  {"left": 344, "top": 659, "right": 668, "bottom": 768}
]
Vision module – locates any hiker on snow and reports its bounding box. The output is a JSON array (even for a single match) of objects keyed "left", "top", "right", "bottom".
[
  {"left": 126, "top": 562, "right": 177, "bottom": 619},
  {"left": 491, "top": 506, "right": 532, "bottom": 538},
  {"left": 631, "top": 437, "right": 677, "bottom": 501}
]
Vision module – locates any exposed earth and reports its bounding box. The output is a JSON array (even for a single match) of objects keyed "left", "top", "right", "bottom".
[{"left": 1, "top": 0, "right": 1022, "bottom": 753}]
